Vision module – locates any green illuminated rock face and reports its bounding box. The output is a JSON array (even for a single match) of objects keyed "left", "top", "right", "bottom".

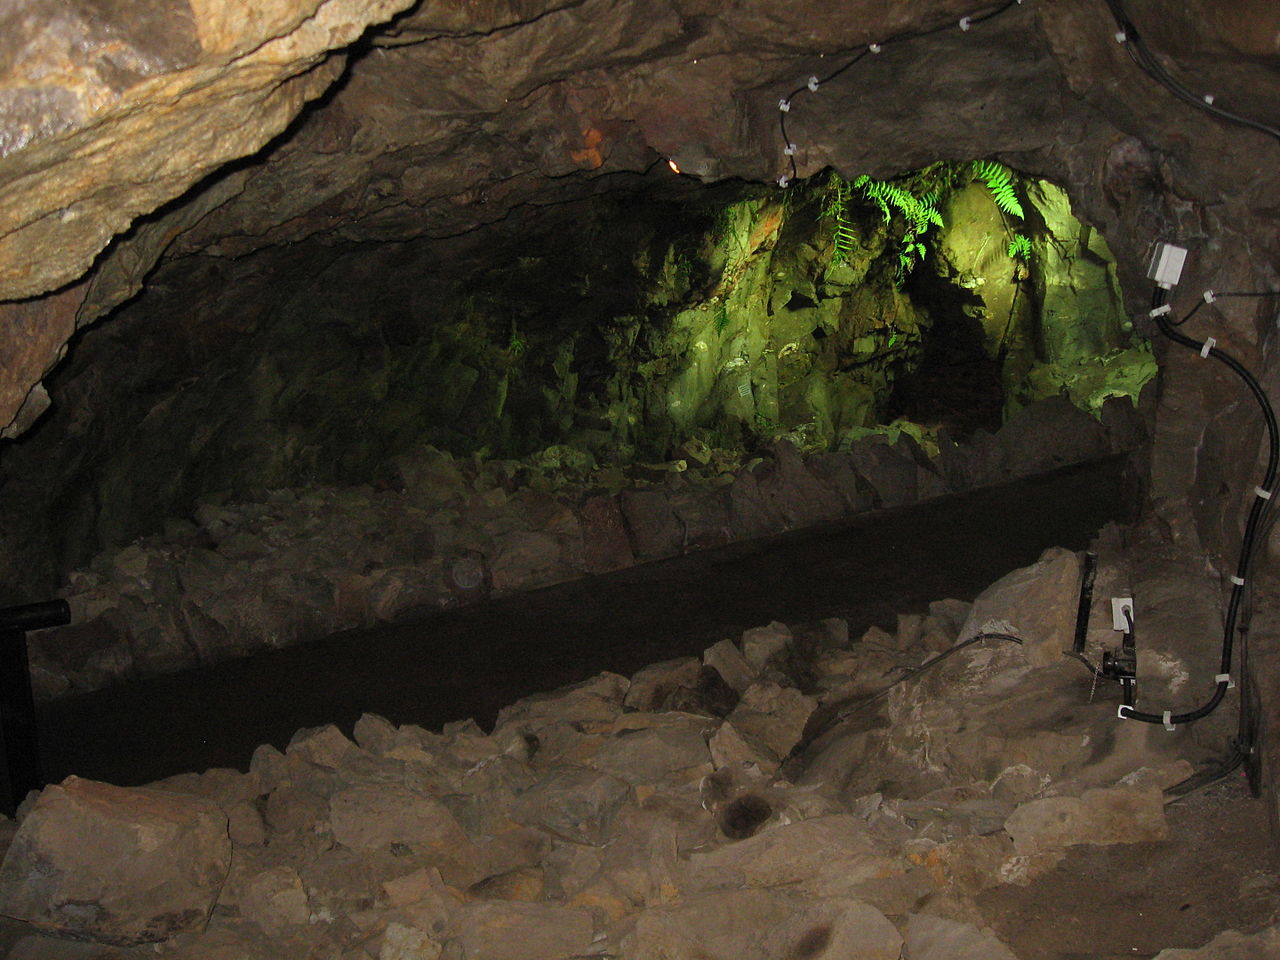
[
  {"left": 0, "top": 166, "right": 1151, "bottom": 593},
  {"left": 933, "top": 174, "right": 1154, "bottom": 421}
]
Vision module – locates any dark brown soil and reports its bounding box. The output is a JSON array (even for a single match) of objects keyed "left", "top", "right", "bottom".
[{"left": 978, "top": 776, "right": 1280, "bottom": 959}]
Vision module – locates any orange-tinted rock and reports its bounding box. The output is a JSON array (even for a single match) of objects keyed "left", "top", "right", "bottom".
[{"left": 0, "top": 776, "right": 231, "bottom": 945}]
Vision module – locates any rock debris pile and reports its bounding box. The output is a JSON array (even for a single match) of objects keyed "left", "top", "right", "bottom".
[
  {"left": 0, "top": 543, "right": 1270, "bottom": 959},
  {"left": 31, "top": 395, "right": 1144, "bottom": 699}
]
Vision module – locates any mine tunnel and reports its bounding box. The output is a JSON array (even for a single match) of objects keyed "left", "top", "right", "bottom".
[{"left": 0, "top": 1, "right": 1278, "bottom": 957}]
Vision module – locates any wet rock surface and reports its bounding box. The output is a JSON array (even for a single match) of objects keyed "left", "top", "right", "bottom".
[{"left": 1, "top": 522, "right": 1275, "bottom": 959}]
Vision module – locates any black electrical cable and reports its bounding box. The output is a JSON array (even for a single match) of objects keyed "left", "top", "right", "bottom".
[
  {"left": 781, "top": 631, "right": 1025, "bottom": 772},
  {"left": 1103, "top": 0, "right": 1280, "bottom": 145},
  {"left": 1164, "top": 750, "right": 1245, "bottom": 803},
  {"left": 832, "top": 631, "right": 1023, "bottom": 721},
  {"left": 1173, "top": 292, "right": 1280, "bottom": 328},
  {"left": 776, "top": 0, "right": 1026, "bottom": 183},
  {"left": 1117, "top": 286, "right": 1280, "bottom": 727}
]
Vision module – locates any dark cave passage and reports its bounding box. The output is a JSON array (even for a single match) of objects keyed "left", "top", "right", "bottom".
[
  {"left": 886, "top": 267, "right": 1007, "bottom": 438},
  {"left": 36, "top": 455, "right": 1134, "bottom": 789}
]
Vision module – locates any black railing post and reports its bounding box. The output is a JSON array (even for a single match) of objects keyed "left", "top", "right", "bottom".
[{"left": 0, "top": 600, "right": 70, "bottom": 816}]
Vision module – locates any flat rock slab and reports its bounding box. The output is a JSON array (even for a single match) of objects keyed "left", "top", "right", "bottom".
[
  {"left": 1152, "top": 925, "right": 1280, "bottom": 959},
  {"left": 446, "top": 900, "right": 595, "bottom": 960},
  {"left": 623, "top": 888, "right": 902, "bottom": 960},
  {"left": 684, "top": 814, "right": 899, "bottom": 897},
  {"left": 0, "top": 776, "right": 230, "bottom": 945},
  {"left": 906, "top": 913, "right": 1019, "bottom": 960},
  {"left": 1004, "top": 786, "right": 1167, "bottom": 856}
]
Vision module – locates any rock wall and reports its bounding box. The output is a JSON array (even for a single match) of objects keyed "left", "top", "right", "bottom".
[
  {"left": 0, "top": 0, "right": 1276, "bottom": 568},
  {"left": 0, "top": 170, "right": 1145, "bottom": 608}
]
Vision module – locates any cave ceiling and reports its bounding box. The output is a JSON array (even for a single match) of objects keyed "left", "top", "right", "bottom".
[{"left": 0, "top": 0, "right": 1279, "bottom": 447}]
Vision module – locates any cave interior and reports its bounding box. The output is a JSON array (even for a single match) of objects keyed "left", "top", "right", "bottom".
[{"left": 0, "top": 0, "right": 1279, "bottom": 956}]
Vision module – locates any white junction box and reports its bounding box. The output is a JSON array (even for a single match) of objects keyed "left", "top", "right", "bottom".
[
  {"left": 1111, "top": 597, "right": 1135, "bottom": 631},
  {"left": 1147, "top": 242, "right": 1188, "bottom": 288}
]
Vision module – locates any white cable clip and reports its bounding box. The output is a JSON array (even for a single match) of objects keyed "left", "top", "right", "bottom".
[
  {"left": 778, "top": 99, "right": 791, "bottom": 112},
  {"left": 1163, "top": 710, "right": 1176, "bottom": 731},
  {"left": 1115, "top": 30, "right": 1128, "bottom": 43},
  {"left": 1230, "top": 575, "right": 1245, "bottom": 586},
  {"left": 959, "top": 16, "right": 972, "bottom": 30},
  {"left": 1148, "top": 304, "right": 1171, "bottom": 318},
  {"left": 1215, "top": 673, "right": 1235, "bottom": 689},
  {"left": 807, "top": 75, "right": 820, "bottom": 92},
  {"left": 1203, "top": 93, "right": 1215, "bottom": 105},
  {"left": 1256, "top": 486, "right": 1273, "bottom": 501},
  {"left": 1116, "top": 704, "right": 1131, "bottom": 720},
  {"left": 869, "top": 42, "right": 883, "bottom": 53},
  {"left": 784, "top": 143, "right": 797, "bottom": 156},
  {"left": 777, "top": 175, "right": 791, "bottom": 188},
  {"left": 1203, "top": 289, "right": 1216, "bottom": 303},
  {"left": 1200, "top": 337, "right": 1216, "bottom": 358}
]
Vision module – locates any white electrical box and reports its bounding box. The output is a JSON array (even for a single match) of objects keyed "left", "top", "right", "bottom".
[
  {"left": 1112, "top": 597, "right": 1135, "bottom": 631},
  {"left": 1147, "top": 243, "right": 1188, "bottom": 288}
]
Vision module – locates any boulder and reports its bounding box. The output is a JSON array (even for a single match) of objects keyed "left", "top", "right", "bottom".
[
  {"left": 959, "top": 547, "right": 1082, "bottom": 668},
  {"left": 619, "top": 488, "right": 684, "bottom": 560},
  {"left": 1003, "top": 786, "right": 1167, "bottom": 855},
  {"left": 622, "top": 888, "right": 902, "bottom": 960},
  {"left": 669, "top": 488, "right": 731, "bottom": 550},
  {"left": 238, "top": 866, "right": 310, "bottom": 935},
  {"left": 509, "top": 765, "right": 633, "bottom": 846},
  {"left": 740, "top": 621, "right": 791, "bottom": 672},
  {"left": 1152, "top": 926, "right": 1280, "bottom": 959},
  {"left": 579, "top": 493, "right": 635, "bottom": 573},
  {"left": 905, "top": 913, "right": 1019, "bottom": 960},
  {"left": 848, "top": 438, "right": 919, "bottom": 507},
  {"left": 445, "top": 901, "right": 595, "bottom": 960},
  {"left": 624, "top": 657, "right": 703, "bottom": 711},
  {"left": 329, "top": 785, "right": 483, "bottom": 886},
  {"left": 993, "top": 397, "right": 1111, "bottom": 476},
  {"left": 722, "top": 681, "right": 816, "bottom": 763},
  {"left": 286, "top": 723, "right": 362, "bottom": 769},
  {"left": 684, "top": 814, "right": 899, "bottom": 898},
  {"left": 703, "top": 639, "right": 755, "bottom": 693},
  {"left": 380, "top": 921, "right": 444, "bottom": 960},
  {"left": 0, "top": 776, "right": 231, "bottom": 945},
  {"left": 806, "top": 452, "right": 876, "bottom": 514},
  {"left": 488, "top": 531, "right": 568, "bottom": 592},
  {"left": 586, "top": 715, "right": 713, "bottom": 786}
]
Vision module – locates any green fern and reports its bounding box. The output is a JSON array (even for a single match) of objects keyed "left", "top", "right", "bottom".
[
  {"left": 854, "top": 176, "right": 944, "bottom": 236},
  {"left": 821, "top": 173, "right": 857, "bottom": 265},
  {"left": 1007, "top": 234, "right": 1033, "bottom": 261},
  {"left": 713, "top": 302, "right": 730, "bottom": 334},
  {"left": 972, "top": 161, "right": 1024, "bottom": 220},
  {"left": 850, "top": 174, "right": 943, "bottom": 284}
]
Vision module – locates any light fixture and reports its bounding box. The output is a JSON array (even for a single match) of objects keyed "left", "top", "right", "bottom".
[{"left": 667, "top": 142, "right": 721, "bottom": 181}]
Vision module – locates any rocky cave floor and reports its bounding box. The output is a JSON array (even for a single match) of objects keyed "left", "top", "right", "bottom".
[{"left": 0, "top": 506, "right": 1278, "bottom": 959}]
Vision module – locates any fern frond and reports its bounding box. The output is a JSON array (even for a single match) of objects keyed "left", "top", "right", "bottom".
[
  {"left": 844, "top": 172, "right": 945, "bottom": 285},
  {"left": 972, "top": 160, "right": 1024, "bottom": 220},
  {"left": 1007, "top": 233, "right": 1033, "bottom": 261}
]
